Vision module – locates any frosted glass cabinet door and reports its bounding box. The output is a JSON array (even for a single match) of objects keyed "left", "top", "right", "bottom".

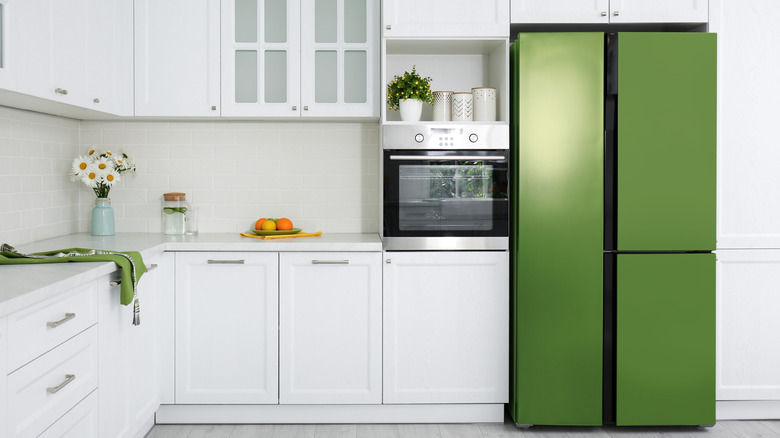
[
  {"left": 300, "top": 0, "right": 378, "bottom": 117},
  {"left": 221, "top": 0, "right": 301, "bottom": 116}
]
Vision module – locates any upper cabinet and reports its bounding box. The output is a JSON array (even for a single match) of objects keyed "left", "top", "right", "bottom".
[
  {"left": 5, "top": 0, "right": 127, "bottom": 114},
  {"left": 135, "top": 0, "right": 221, "bottom": 117},
  {"left": 383, "top": 0, "right": 509, "bottom": 37},
  {"left": 511, "top": 0, "right": 708, "bottom": 24},
  {"left": 220, "top": 0, "right": 378, "bottom": 118}
]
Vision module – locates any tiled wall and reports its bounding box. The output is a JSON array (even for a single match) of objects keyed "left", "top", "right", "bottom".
[
  {"left": 0, "top": 107, "right": 80, "bottom": 246},
  {"left": 78, "top": 120, "right": 381, "bottom": 234}
]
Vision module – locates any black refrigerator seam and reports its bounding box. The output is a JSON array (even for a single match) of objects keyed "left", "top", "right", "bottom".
[{"left": 603, "top": 32, "right": 618, "bottom": 426}]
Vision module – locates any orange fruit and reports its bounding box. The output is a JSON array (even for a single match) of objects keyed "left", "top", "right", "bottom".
[
  {"left": 255, "top": 218, "right": 268, "bottom": 230},
  {"left": 276, "top": 218, "right": 293, "bottom": 231},
  {"left": 261, "top": 220, "right": 277, "bottom": 231}
]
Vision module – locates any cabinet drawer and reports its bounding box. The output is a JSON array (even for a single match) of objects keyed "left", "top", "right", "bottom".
[
  {"left": 8, "top": 326, "right": 99, "bottom": 438},
  {"left": 7, "top": 281, "right": 98, "bottom": 371},
  {"left": 38, "top": 390, "right": 99, "bottom": 438}
]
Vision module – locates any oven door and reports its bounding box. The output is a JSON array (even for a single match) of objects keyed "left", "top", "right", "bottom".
[{"left": 383, "top": 149, "right": 509, "bottom": 250}]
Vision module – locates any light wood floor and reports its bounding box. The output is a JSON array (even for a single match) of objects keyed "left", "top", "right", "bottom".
[{"left": 146, "top": 418, "right": 780, "bottom": 438}]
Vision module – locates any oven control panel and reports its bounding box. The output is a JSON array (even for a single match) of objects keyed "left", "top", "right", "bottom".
[{"left": 383, "top": 124, "right": 509, "bottom": 150}]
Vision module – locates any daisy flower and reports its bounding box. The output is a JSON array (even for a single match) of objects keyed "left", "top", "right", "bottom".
[
  {"left": 81, "top": 164, "right": 100, "bottom": 188},
  {"left": 101, "top": 168, "right": 121, "bottom": 186},
  {"left": 71, "top": 155, "right": 90, "bottom": 181}
]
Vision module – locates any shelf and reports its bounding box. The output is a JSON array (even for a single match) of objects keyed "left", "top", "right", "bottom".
[{"left": 382, "top": 120, "right": 508, "bottom": 126}]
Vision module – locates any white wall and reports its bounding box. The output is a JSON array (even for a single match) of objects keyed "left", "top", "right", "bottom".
[
  {"left": 0, "top": 106, "right": 80, "bottom": 246},
  {"left": 77, "top": 120, "right": 380, "bottom": 234}
]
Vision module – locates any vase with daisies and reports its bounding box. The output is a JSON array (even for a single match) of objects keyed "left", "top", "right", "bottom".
[{"left": 71, "top": 149, "right": 136, "bottom": 236}]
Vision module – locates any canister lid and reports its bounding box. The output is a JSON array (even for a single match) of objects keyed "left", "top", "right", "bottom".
[
  {"left": 163, "top": 192, "right": 186, "bottom": 201},
  {"left": 471, "top": 87, "right": 496, "bottom": 90}
]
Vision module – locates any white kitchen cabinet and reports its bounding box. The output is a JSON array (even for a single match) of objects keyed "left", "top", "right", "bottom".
[
  {"left": 38, "top": 390, "right": 99, "bottom": 438},
  {"left": 84, "top": 0, "right": 125, "bottom": 114},
  {"left": 221, "top": 0, "right": 378, "bottom": 118},
  {"left": 175, "top": 252, "right": 279, "bottom": 404},
  {"left": 0, "top": 0, "right": 14, "bottom": 90},
  {"left": 383, "top": 0, "right": 509, "bottom": 38},
  {"left": 510, "top": 0, "right": 708, "bottom": 24},
  {"left": 135, "top": 0, "right": 221, "bottom": 116},
  {"left": 716, "top": 250, "right": 780, "bottom": 401},
  {"left": 0, "top": 316, "right": 7, "bottom": 438},
  {"left": 383, "top": 251, "right": 509, "bottom": 404},
  {"left": 99, "top": 258, "right": 162, "bottom": 438},
  {"left": 279, "top": 252, "right": 382, "bottom": 404}
]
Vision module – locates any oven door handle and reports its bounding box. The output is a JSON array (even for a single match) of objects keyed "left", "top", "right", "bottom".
[{"left": 389, "top": 155, "right": 506, "bottom": 161}]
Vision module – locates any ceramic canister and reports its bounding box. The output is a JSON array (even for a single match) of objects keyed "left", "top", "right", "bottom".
[
  {"left": 451, "top": 92, "right": 473, "bottom": 121},
  {"left": 472, "top": 87, "right": 497, "bottom": 121},
  {"left": 432, "top": 91, "right": 453, "bottom": 121}
]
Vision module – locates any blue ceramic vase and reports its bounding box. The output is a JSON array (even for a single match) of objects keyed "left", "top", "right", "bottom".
[{"left": 91, "top": 197, "right": 115, "bottom": 236}]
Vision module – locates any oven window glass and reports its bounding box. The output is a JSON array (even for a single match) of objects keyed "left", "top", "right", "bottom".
[{"left": 398, "top": 162, "right": 499, "bottom": 231}]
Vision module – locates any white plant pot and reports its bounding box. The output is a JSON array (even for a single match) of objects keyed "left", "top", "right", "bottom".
[{"left": 399, "top": 99, "right": 423, "bottom": 122}]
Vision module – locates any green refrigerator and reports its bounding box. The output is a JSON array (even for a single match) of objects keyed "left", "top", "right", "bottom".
[{"left": 509, "top": 33, "right": 716, "bottom": 426}]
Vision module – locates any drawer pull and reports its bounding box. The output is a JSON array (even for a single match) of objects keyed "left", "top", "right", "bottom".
[
  {"left": 147, "top": 263, "right": 159, "bottom": 271},
  {"left": 47, "top": 313, "right": 76, "bottom": 328},
  {"left": 312, "top": 260, "right": 349, "bottom": 265},
  {"left": 109, "top": 280, "right": 121, "bottom": 286},
  {"left": 208, "top": 259, "right": 245, "bottom": 264},
  {"left": 47, "top": 374, "right": 76, "bottom": 394}
]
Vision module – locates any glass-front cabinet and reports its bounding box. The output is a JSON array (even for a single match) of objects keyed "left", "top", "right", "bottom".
[{"left": 221, "top": 0, "right": 378, "bottom": 118}]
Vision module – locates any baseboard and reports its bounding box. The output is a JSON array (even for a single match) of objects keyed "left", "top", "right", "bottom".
[
  {"left": 717, "top": 400, "right": 780, "bottom": 420},
  {"left": 155, "top": 403, "right": 506, "bottom": 424},
  {"left": 131, "top": 415, "right": 155, "bottom": 438}
]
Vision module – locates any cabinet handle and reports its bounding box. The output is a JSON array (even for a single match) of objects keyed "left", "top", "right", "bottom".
[
  {"left": 54, "top": 88, "right": 68, "bottom": 95},
  {"left": 386, "top": 24, "right": 391, "bottom": 30},
  {"left": 47, "top": 313, "right": 76, "bottom": 328},
  {"left": 601, "top": 11, "right": 607, "bottom": 16},
  {"left": 211, "top": 105, "right": 217, "bottom": 110},
  {"left": 312, "top": 260, "right": 349, "bottom": 265},
  {"left": 207, "top": 259, "right": 245, "bottom": 264},
  {"left": 47, "top": 374, "right": 76, "bottom": 394},
  {"left": 93, "top": 98, "right": 100, "bottom": 103},
  {"left": 292, "top": 105, "right": 297, "bottom": 110},
  {"left": 147, "top": 263, "right": 159, "bottom": 271},
  {"left": 386, "top": 259, "right": 391, "bottom": 264},
  {"left": 613, "top": 10, "right": 620, "bottom": 16},
  {"left": 303, "top": 106, "right": 309, "bottom": 111},
  {"left": 109, "top": 280, "right": 121, "bottom": 286}
]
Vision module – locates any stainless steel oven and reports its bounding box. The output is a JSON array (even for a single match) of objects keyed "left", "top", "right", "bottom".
[{"left": 382, "top": 125, "right": 509, "bottom": 251}]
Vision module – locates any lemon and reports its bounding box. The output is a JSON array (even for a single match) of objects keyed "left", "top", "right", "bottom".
[{"left": 261, "top": 220, "right": 277, "bottom": 231}]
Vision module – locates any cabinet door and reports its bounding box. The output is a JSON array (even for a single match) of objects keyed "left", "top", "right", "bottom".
[
  {"left": 221, "top": 0, "right": 301, "bottom": 116},
  {"left": 717, "top": 250, "right": 780, "bottom": 400},
  {"left": 299, "top": 0, "right": 378, "bottom": 117},
  {"left": 135, "top": 0, "right": 220, "bottom": 116},
  {"left": 84, "top": 0, "right": 123, "bottom": 113},
  {"left": 616, "top": 253, "right": 715, "bottom": 426},
  {"left": 38, "top": 390, "right": 99, "bottom": 438},
  {"left": 13, "top": 0, "right": 54, "bottom": 98},
  {"left": 0, "top": 0, "right": 15, "bottom": 89},
  {"left": 510, "top": 0, "right": 609, "bottom": 24},
  {"left": 51, "top": 0, "right": 87, "bottom": 104},
  {"left": 383, "top": 0, "right": 508, "bottom": 38},
  {"left": 175, "top": 252, "right": 279, "bottom": 404},
  {"left": 0, "top": 317, "right": 7, "bottom": 438},
  {"left": 383, "top": 251, "right": 508, "bottom": 404},
  {"left": 279, "top": 252, "right": 382, "bottom": 404},
  {"left": 610, "top": 0, "right": 708, "bottom": 24}
]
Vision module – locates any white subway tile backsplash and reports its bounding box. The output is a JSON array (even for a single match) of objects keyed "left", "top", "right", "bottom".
[{"left": 0, "top": 107, "right": 380, "bottom": 241}]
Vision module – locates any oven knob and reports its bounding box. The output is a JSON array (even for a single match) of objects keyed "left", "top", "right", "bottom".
[
  {"left": 469, "top": 133, "right": 478, "bottom": 143},
  {"left": 414, "top": 133, "right": 424, "bottom": 143}
]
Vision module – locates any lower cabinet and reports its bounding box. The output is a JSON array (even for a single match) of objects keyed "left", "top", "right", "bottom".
[
  {"left": 382, "top": 251, "right": 509, "bottom": 404},
  {"left": 99, "top": 255, "right": 162, "bottom": 438},
  {"left": 175, "top": 252, "right": 279, "bottom": 404},
  {"left": 279, "top": 252, "right": 382, "bottom": 404},
  {"left": 39, "top": 390, "right": 99, "bottom": 438}
]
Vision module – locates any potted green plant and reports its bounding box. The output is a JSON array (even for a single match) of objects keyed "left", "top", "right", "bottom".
[{"left": 387, "top": 66, "right": 433, "bottom": 121}]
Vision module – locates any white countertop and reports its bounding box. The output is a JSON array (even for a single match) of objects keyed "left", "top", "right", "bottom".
[{"left": 0, "top": 232, "right": 382, "bottom": 318}]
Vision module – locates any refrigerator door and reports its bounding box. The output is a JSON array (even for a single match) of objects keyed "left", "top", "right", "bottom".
[
  {"left": 616, "top": 253, "right": 715, "bottom": 426},
  {"left": 510, "top": 33, "right": 604, "bottom": 426},
  {"left": 616, "top": 33, "right": 716, "bottom": 252}
]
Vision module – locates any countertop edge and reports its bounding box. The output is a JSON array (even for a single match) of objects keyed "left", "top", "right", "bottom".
[{"left": 0, "top": 233, "right": 382, "bottom": 318}]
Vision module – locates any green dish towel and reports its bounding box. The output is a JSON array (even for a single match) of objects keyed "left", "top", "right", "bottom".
[{"left": 0, "top": 244, "right": 147, "bottom": 325}]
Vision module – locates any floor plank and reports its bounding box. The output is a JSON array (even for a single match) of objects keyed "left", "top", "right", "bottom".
[
  {"left": 762, "top": 422, "right": 780, "bottom": 435},
  {"left": 478, "top": 421, "right": 528, "bottom": 438},
  {"left": 272, "top": 424, "right": 317, "bottom": 438},
  {"left": 314, "top": 424, "right": 358, "bottom": 438},
  {"left": 230, "top": 424, "right": 276, "bottom": 438},
  {"left": 721, "top": 421, "right": 780, "bottom": 438},
  {"left": 356, "top": 424, "right": 401, "bottom": 438},
  {"left": 187, "top": 425, "right": 236, "bottom": 438},
  {"left": 397, "top": 424, "right": 442, "bottom": 438},
  {"left": 146, "top": 424, "right": 195, "bottom": 438},
  {"left": 439, "top": 423, "right": 485, "bottom": 438}
]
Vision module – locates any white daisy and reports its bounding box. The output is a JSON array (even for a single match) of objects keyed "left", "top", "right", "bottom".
[
  {"left": 95, "top": 156, "right": 112, "bottom": 172},
  {"left": 81, "top": 164, "right": 100, "bottom": 188},
  {"left": 71, "top": 155, "right": 90, "bottom": 181},
  {"left": 101, "top": 168, "right": 121, "bottom": 186}
]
